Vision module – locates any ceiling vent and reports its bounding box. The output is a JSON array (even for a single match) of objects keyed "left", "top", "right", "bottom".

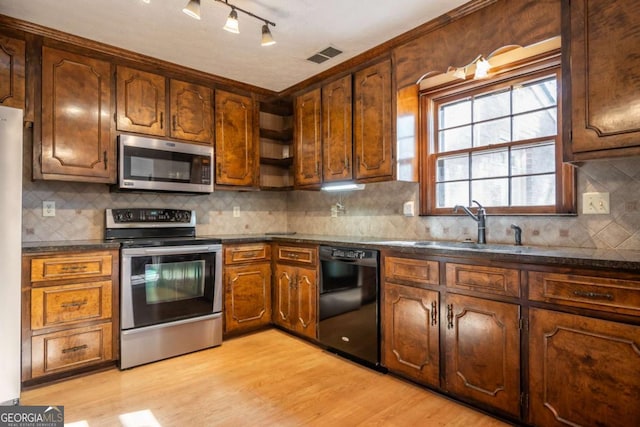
[{"left": 307, "top": 46, "right": 343, "bottom": 64}]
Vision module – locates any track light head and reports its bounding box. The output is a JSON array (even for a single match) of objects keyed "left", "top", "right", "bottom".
[
  {"left": 182, "top": 0, "right": 201, "bottom": 20},
  {"left": 223, "top": 8, "right": 240, "bottom": 33},
  {"left": 261, "top": 24, "right": 276, "bottom": 46}
]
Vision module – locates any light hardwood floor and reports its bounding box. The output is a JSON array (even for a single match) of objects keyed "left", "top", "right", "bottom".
[{"left": 21, "top": 329, "right": 509, "bottom": 426}]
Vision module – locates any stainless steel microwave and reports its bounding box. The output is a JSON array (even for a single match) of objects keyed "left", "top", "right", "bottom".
[{"left": 118, "top": 135, "right": 214, "bottom": 193}]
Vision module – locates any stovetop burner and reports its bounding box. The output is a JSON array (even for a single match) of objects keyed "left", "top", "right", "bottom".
[{"left": 104, "top": 208, "right": 220, "bottom": 246}]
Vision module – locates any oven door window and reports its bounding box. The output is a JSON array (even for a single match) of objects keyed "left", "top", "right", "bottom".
[{"left": 129, "top": 253, "right": 216, "bottom": 328}]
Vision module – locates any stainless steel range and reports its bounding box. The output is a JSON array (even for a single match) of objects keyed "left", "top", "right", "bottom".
[{"left": 105, "top": 208, "right": 222, "bottom": 369}]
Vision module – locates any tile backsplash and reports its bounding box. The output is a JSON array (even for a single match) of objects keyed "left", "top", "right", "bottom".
[
  {"left": 21, "top": 126, "right": 640, "bottom": 250},
  {"left": 286, "top": 157, "right": 640, "bottom": 250}
]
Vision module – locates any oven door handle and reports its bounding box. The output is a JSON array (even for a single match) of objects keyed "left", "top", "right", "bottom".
[{"left": 140, "top": 245, "right": 218, "bottom": 255}]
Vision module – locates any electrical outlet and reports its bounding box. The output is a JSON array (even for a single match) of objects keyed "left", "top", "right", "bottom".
[
  {"left": 582, "top": 192, "right": 610, "bottom": 215},
  {"left": 330, "top": 206, "right": 338, "bottom": 218},
  {"left": 43, "top": 201, "right": 55, "bottom": 217},
  {"left": 403, "top": 201, "right": 415, "bottom": 217},
  {"left": 233, "top": 206, "right": 240, "bottom": 217}
]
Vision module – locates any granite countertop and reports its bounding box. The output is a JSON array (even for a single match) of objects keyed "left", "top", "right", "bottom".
[{"left": 22, "top": 234, "right": 640, "bottom": 272}]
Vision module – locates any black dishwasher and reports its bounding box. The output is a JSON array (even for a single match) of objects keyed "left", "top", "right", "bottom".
[{"left": 318, "top": 245, "right": 381, "bottom": 370}]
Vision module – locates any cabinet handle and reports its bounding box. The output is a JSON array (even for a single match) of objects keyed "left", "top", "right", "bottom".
[
  {"left": 217, "top": 163, "right": 221, "bottom": 178},
  {"left": 62, "top": 344, "right": 88, "bottom": 354},
  {"left": 431, "top": 301, "right": 438, "bottom": 326},
  {"left": 172, "top": 115, "right": 177, "bottom": 131},
  {"left": 447, "top": 304, "right": 453, "bottom": 329},
  {"left": 61, "top": 299, "right": 88, "bottom": 309},
  {"left": 104, "top": 150, "right": 108, "bottom": 170},
  {"left": 60, "top": 265, "right": 88, "bottom": 272},
  {"left": 160, "top": 112, "right": 164, "bottom": 129},
  {"left": 573, "top": 290, "right": 614, "bottom": 301}
]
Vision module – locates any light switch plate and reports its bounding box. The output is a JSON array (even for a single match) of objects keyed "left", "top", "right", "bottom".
[
  {"left": 582, "top": 192, "right": 610, "bottom": 215},
  {"left": 233, "top": 206, "right": 240, "bottom": 217}
]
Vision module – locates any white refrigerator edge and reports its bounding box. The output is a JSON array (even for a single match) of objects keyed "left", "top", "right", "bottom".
[{"left": 0, "top": 105, "right": 23, "bottom": 405}]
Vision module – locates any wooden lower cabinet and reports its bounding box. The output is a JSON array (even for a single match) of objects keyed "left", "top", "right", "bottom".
[
  {"left": 444, "top": 294, "right": 521, "bottom": 417},
  {"left": 224, "top": 263, "right": 272, "bottom": 334},
  {"left": 382, "top": 282, "right": 439, "bottom": 387},
  {"left": 529, "top": 308, "right": 640, "bottom": 427},
  {"left": 22, "top": 249, "right": 119, "bottom": 384},
  {"left": 273, "top": 263, "right": 317, "bottom": 339}
]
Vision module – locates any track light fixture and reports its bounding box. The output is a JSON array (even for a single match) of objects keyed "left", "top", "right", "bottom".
[
  {"left": 447, "top": 55, "right": 492, "bottom": 80},
  {"left": 182, "top": 0, "right": 276, "bottom": 46}
]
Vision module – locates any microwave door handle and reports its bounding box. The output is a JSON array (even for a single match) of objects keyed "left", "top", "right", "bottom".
[{"left": 143, "top": 246, "right": 215, "bottom": 255}]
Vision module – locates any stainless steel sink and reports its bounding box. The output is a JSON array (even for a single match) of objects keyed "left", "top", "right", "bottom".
[
  {"left": 369, "top": 240, "right": 533, "bottom": 254},
  {"left": 413, "top": 241, "right": 532, "bottom": 253}
]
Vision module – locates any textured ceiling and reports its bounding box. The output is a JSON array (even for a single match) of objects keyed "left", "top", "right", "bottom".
[{"left": 0, "top": 0, "right": 469, "bottom": 92}]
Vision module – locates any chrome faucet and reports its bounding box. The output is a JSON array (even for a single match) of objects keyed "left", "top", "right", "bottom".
[{"left": 453, "top": 200, "right": 487, "bottom": 244}]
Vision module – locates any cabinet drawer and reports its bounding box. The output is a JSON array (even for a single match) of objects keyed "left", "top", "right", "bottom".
[
  {"left": 385, "top": 257, "right": 439, "bottom": 287},
  {"left": 529, "top": 271, "right": 640, "bottom": 316},
  {"left": 31, "top": 323, "right": 113, "bottom": 378},
  {"left": 446, "top": 263, "right": 520, "bottom": 297},
  {"left": 31, "top": 253, "right": 113, "bottom": 282},
  {"left": 276, "top": 246, "right": 317, "bottom": 266},
  {"left": 224, "top": 243, "right": 271, "bottom": 265},
  {"left": 31, "top": 281, "right": 112, "bottom": 330}
]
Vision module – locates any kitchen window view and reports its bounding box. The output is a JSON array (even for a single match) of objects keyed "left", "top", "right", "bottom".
[{"left": 422, "top": 63, "right": 574, "bottom": 215}]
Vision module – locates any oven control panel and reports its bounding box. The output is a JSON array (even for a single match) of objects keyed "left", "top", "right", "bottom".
[{"left": 110, "top": 208, "right": 192, "bottom": 223}]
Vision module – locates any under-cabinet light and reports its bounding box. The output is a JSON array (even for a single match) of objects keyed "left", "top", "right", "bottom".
[{"left": 321, "top": 183, "right": 366, "bottom": 192}]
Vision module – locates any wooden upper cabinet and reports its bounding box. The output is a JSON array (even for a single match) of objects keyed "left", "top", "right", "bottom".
[
  {"left": 0, "top": 35, "right": 25, "bottom": 110},
  {"left": 169, "top": 79, "right": 213, "bottom": 144},
  {"left": 39, "top": 46, "right": 114, "bottom": 182},
  {"left": 294, "top": 88, "right": 322, "bottom": 187},
  {"left": 322, "top": 75, "right": 353, "bottom": 182},
  {"left": 354, "top": 59, "right": 393, "bottom": 180},
  {"left": 116, "top": 66, "right": 166, "bottom": 137},
  {"left": 564, "top": 0, "right": 640, "bottom": 160},
  {"left": 215, "top": 89, "right": 258, "bottom": 187}
]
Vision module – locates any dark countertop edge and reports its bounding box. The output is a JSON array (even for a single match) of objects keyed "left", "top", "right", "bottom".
[
  {"left": 22, "top": 234, "right": 640, "bottom": 271},
  {"left": 22, "top": 240, "right": 121, "bottom": 253}
]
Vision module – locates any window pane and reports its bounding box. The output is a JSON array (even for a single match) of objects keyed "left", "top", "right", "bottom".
[
  {"left": 511, "top": 142, "right": 556, "bottom": 175},
  {"left": 512, "top": 174, "right": 555, "bottom": 206},
  {"left": 474, "top": 90, "right": 510, "bottom": 122},
  {"left": 472, "top": 149, "right": 508, "bottom": 178},
  {"left": 513, "top": 108, "right": 557, "bottom": 140},
  {"left": 439, "top": 125, "right": 472, "bottom": 152},
  {"left": 474, "top": 117, "right": 511, "bottom": 147},
  {"left": 513, "top": 78, "right": 557, "bottom": 114},
  {"left": 471, "top": 178, "right": 508, "bottom": 206},
  {"left": 436, "top": 181, "right": 469, "bottom": 208},
  {"left": 437, "top": 154, "right": 469, "bottom": 182},
  {"left": 440, "top": 99, "right": 471, "bottom": 128}
]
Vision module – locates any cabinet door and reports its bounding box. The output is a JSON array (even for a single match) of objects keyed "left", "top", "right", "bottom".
[
  {"left": 273, "top": 264, "right": 296, "bottom": 330},
  {"left": 383, "top": 282, "right": 439, "bottom": 387},
  {"left": 224, "top": 263, "right": 271, "bottom": 334},
  {"left": 354, "top": 59, "right": 393, "bottom": 180},
  {"left": 0, "top": 35, "right": 25, "bottom": 110},
  {"left": 116, "top": 66, "right": 166, "bottom": 136},
  {"left": 529, "top": 308, "right": 640, "bottom": 427},
  {"left": 322, "top": 75, "right": 352, "bottom": 182},
  {"left": 40, "top": 47, "right": 114, "bottom": 182},
  {"left": 170, "top": 79, "right": 213, "bottom": 144},
  {"left": 565, "top": 0, "right": 640, "bottom": 159},
  {"left": 215, "top": 90, "right": 257, "bottom": 187},
  {"left": 294, "top": 88, "right": 322, "bottom": 186},
  {"left": 294, "top": 266, "right": 317, "bottom": 339},
  {"left": 445, "top": 294, "right": 521, "bottom": 417}
]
